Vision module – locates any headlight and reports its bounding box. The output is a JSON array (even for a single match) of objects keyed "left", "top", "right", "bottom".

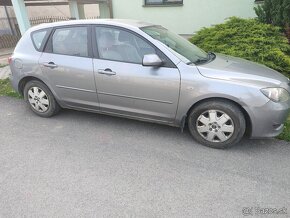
[{"left": 261, "top": 87, "right": 290, "bottom": 102}]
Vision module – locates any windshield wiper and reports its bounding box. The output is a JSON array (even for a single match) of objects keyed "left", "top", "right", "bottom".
[
  {"left": 193, "top": 58, "right": 208, "bottom": 65},
  {"left": 187, "top": 52, "right": 216, "bottom": 65},
  {"left": 192, "top": 52, "right": 216, "bottom": 65},
  {"left": 207, "top": 51, "right": 216, "bottom": 60}
]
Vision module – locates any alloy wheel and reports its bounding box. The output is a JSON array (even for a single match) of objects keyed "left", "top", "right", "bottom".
[
  {"left": 28, "top": 87, "right": 50, "bottom": 113},
  {"left": 196, "top": 110, "right": 234, "bottom": 143}
]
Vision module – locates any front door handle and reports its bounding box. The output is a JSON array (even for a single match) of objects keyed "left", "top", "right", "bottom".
[
  {"left": 98, "top": 68, "right": 116, "bottom": 76},
  {"left": 43, "top": 62, "right": 58, "bottom": 69}
]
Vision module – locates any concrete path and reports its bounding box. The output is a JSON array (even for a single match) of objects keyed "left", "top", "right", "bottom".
[
  {"left": 0, "top": 56, "right": 9, "bottom": 66},
  {"left": 0, "top": 47, "right": 13, "bottom": 66},
  {"left": 0, "top": 66, "right": 11, "bottom": 80},
  {"left": 0, "top": 47, "right": 14, "bottom": 56},
  {"left": 0, "top": 96, "right": 289, "bottom": 217}
]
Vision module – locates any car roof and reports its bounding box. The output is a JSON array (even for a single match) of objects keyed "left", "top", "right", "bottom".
[{"left": 29, "top": 19, "right": 154, "bottom": 32}]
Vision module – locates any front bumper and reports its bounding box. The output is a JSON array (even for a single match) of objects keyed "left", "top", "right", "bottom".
[{"left": 247, "top": 99, "right": 290, "bottom": 138}]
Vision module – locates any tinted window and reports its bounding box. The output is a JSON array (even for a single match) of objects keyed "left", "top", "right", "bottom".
[
  {"left": 32, "top": 30, "right": 48, "bottom": 51},
  {"left": 95, "top": 26, "right": 156, "bottom": 64},
  {"left": 52, "top": 27, "right": 88, "bottom": 57}
]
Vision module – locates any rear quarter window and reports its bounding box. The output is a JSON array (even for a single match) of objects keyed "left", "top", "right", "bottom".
[{"left": 31, "top": 29, "right": 50, "bottom": 51}]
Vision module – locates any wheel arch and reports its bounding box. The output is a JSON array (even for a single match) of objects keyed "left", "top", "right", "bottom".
[
  {"left": 186, "top": 97, "right": 252, "bottom": 137},
  {"left": 18, "top": 76, "right": 45, "bottom": 96},
  {"left": 19, "top": 76, "right": 61, "bottom": 117},
  {"left": 18, "top": 76, "right": 62, "bottom": 107}
]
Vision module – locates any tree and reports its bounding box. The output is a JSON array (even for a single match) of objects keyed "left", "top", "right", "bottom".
[{"left": 254, "top": 0, "right": 290, "bottom": 41}]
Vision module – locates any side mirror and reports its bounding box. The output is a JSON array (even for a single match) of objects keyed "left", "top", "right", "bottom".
[{"left": 142, "top": 54, "right": 163, "bottom": 67}]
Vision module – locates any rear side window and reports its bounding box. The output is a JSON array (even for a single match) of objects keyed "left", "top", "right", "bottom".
[
  {"left": 52, "top": 26, "right": 88, "bottom": 57},
  {"left": 31, "top": 29, "right": 49, "bottom": 51}
]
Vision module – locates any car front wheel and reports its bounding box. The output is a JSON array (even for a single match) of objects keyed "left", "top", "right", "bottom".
[{"left": 188, "top": 100, "right": 246, "bottom": 149}]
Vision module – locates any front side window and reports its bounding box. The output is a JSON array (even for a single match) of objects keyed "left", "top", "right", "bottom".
[
  {"left": 145, "top": 0, "right": 183, "bottom": 6},
  {"left": 52, "top": 26, "right": 88, "bottom": 57},
  {"left": 95, "top": 26, "right": 156, "bottom": 64},
  {"left": 141, "top": 25, "right": 208, "bottom": 64},
  {"left": 31, "top": 29, "right": 49, "bottom": 51}
]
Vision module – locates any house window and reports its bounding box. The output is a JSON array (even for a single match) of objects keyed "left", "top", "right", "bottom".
[{"left": 144, "top": 0, "right": 183, "bottom": 6}]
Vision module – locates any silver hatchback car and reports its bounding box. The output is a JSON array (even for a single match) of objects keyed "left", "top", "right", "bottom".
[{"left": 9, "top": 19, "right": 290, "bottom": 149}]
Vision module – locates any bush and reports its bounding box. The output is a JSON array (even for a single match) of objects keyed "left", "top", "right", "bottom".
[{"left": 189, "top": 17, "right": 290, "bottom": 78}]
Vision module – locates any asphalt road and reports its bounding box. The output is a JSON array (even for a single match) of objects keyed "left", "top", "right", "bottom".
[{"left": 0, "top": 96, "right": 290, "bottom": 217}]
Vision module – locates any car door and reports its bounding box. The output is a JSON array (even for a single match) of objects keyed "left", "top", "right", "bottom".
[
  {"left": 39, "top": 25, "right": 99, "bottom": 110},
  {"left": 93, "top": 25, "right": 181, "bottom": 123}
]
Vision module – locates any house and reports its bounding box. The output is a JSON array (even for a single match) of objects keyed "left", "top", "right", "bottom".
[
  {"left": 103, "top": 0, "right": 257, "bottom": 35},
  {"left": 1, "top": 0, "right": 258, "bottom": 36}
]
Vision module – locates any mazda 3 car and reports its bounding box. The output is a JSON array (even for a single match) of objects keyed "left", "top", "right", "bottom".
[{"left": 9, "top": 19, "right": 290, "bottom": 148}]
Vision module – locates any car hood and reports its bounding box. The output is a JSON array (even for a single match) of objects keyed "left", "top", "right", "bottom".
[{"left": 197, "top": 54, "right": 289, "bottom": 86}]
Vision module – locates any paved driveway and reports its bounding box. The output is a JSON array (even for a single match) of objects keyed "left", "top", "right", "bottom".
[{"left": 0, "top": 97, "right": 289, "bottom": 217}]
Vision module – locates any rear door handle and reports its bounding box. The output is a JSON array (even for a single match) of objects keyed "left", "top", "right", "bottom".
[
  {"left": 98, "top": 68, "right": 116, "bottom": 76},
  {"left": 43, "top": 62, "right": 58, "bottom": 69}
]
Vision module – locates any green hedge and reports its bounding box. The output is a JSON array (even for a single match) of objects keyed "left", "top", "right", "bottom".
[{"left": 189, "top": 17, "right": 290, "bottom": 78}]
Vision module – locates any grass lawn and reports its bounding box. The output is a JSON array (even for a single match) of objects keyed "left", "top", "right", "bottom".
[
  {"left": 0, "top": 78, "right": 22, "bottom": 98},
  {"left": 0, "top": 78, "right": 289, "bottom": 141},
  {"left": 277, "top": 116, "right": 290, "bottom": 142}
]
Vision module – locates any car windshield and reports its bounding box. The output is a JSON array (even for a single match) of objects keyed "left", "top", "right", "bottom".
[{"left": 141, "top": 25, "right": 208, "bottom": 64}]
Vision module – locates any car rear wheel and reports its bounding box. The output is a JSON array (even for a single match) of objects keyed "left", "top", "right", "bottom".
[
  {"left": 24, "top": 80, "right": 60, "bottom": 117},
  {"left": 188, "top": 100, "right": 246, "bottom": 149}
]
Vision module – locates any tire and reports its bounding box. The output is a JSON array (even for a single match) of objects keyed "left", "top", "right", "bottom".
[
  {"left": 188, "top": 100, "right": 246, "bottom": 149},
  {"left": 23, "top": 80, "right": 60, "bottom": 117}
]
